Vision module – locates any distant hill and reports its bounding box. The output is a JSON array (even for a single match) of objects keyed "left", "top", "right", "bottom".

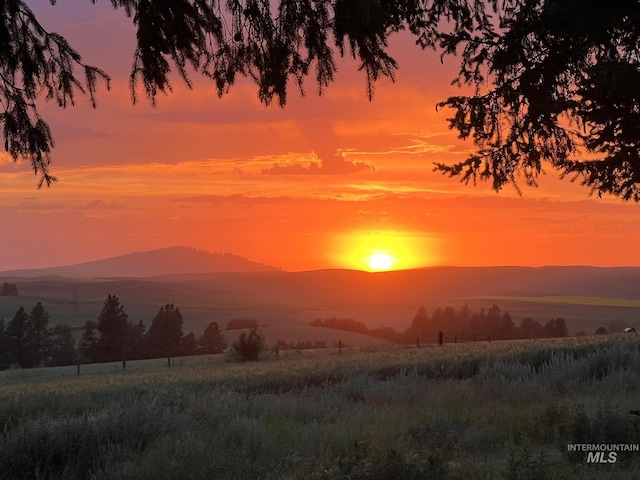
[
  {"left": 2, "top": 264, "right": 640, "bottom": 337},
  {"left": 0, "top": 246, "right": 281, "bottom": 278}
]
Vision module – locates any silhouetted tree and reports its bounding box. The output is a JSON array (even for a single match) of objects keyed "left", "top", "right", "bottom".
[
  {"left": 518, "top": 317, "right": 544, "bottom": 339},
  {"left": 49, "top": 324, "right": 76, "bottom": 367},
  {"left": 433, "top": 0, "right": 640, "bottom": 200},
  {"left": 199, "top": 322, "right": 228, "bottom": 354},
  {"left": 403, "top": 306, "right": 430, "bottom": 343},
  {"left": 0, "top": 282, "right": 18, "bottom": 296},
  {"left": 79, "top": 320, "right": 99, "bottom": 363},
  {"left": 6, "top": 2, "right": 639, "bottom": 199},
  {"left": 96, "top": 295, "right": 129, "bottom": 362},
  {"left": 180, "top": 331, "right": 199, "bottom": 356},
  {"left": 23, "top": 302, "right": 51, "bottom": 368},
  {"left": 5, "top": 303, "right": 51, "bottom": 368},
  {"left": 544, "top": 318, "right": 569, "bottom": 338},
  {"left": 146, "top": 303, "right": 184, "bottom": 358},
  {"left": 6, "top": 307, "right": 29, "bottom": 367},
  {"left": 500, "top": 312, "right": 516, "bottom": 340},
  {"left": 595, "top": 326, "right": 608, "bottom": 335},
  {"left": 127, "top": 320, "right": 147, "bottom": 360},
  {"left": 455, "top": 304, "right": 471, "bottom": 333},
  {"left": 231, "top": 326, "right": 267, "bottom": 362}
]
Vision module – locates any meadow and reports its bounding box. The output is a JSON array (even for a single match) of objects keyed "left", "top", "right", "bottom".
[{"left": 2, "top": 335, "right": 640, "bottom": 479}]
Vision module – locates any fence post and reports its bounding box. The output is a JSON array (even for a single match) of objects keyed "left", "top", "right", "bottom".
[
  {"left": 437, "top": 331, "right": 443, "bottom": 346},
  {"left": 416, "top": 338, "right": 420, "bottom": 348},
  {"left": 168, "top": 356, "right": 172, "bottom": 367},
  {"left": 122, "top": 345, "right": 126, "bottom": 370},
  {"left": 339, "top": 339, "right": 342, "bottom": 354}
]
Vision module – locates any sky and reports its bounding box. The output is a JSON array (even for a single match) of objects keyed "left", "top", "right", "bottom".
[{"left": 2, "top": 2, "right": 640, "bottom": 272}]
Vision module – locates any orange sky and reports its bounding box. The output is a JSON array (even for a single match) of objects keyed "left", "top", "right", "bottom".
[{"left": 2, "top": 2, "right": 640, "bottom": 272}]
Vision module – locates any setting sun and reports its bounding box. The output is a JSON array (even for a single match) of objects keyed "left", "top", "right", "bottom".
[
  {"left": 330, "top": 230, "right": 438, "bottom": 271},
  {"left": 368, "top": 252, "right": 393, "bottom": 270}
]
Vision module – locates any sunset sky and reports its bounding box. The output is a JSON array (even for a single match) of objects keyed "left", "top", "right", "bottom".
[{"left": 2, "top": 2, "right": 640, "bottom": 272}]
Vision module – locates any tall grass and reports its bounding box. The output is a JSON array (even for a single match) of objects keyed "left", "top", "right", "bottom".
[{"left": 2, "top": 335, "right": 640, "bottom": 479}]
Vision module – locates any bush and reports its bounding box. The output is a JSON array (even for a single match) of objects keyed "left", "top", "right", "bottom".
[{"left": 230, "top": 326, "right": 267, "bottom": 362}]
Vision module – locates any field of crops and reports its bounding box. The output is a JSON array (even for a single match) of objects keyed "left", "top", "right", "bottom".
[{"left": 2, "top": 335, "right": 640, "bottom": 479}]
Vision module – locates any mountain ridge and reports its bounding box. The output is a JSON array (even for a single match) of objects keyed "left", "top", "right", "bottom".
[{"left": 0, "top": 246, "right": 282, "bottom": 278}]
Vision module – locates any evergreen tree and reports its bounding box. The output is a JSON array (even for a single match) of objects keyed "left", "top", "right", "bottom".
[
  {"left": 23, "top": 302, "right": 51, "bottom": 368},
  {"left": 500, "top": 312, "right": 516, "bottom": 340},
  {"left": 231, "top": 326, "right": 267, "bottom": 362},
  {"left": 96, "top": 295, "right": 129, "bottom": 363},
  {"left": 49, "top": 324, "right": 76, "bottom": 367},
  {"left": 180, "top": 331, "right": 199, "bottom": 356},
  {"left": 127, "top": 320, "right": 147, "bottom": 360},
  {"left": 544, "top": 318, "right": 569, "bottom": 338},
  {"left": 198, "top": 322, "right": 228, "bottom": 355},
  {"left": 405, "top": 306, "right": 430, "bottom": 342},
  {"left": 518, "top": 317, "right": 544, "bottom": 339},
  {"left": 146, "top": 304, "right": 183, "bottom": 358},
  {"left": 6, "top": 306, "right": 29, "bottom": 367},
  {"left": 79, "top": 320, "right": 99, "bottom": 363}
]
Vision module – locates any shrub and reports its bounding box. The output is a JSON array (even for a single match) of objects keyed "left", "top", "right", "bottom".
[{"left": 230, "top": 326, "right": 267, "bottom": 362}]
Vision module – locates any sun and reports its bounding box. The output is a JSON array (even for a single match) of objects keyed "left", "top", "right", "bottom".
[
  {"left": 330, "top": 230, "right": 439, "bottom": 271},
  {"left": 368, "top": 252, "right": 393, "bottom": 271}
]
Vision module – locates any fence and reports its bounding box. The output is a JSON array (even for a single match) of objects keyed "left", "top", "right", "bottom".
[{"left": 437, "top": 331, "right": 491, "bottom": 345}]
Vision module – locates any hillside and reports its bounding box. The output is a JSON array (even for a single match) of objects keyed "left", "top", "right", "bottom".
[
  {"left": 2, "top": 265, "right": 640, "bottom": 337},
  {"left": 0, "top": 246, "right": 281, "bottom": 278}
]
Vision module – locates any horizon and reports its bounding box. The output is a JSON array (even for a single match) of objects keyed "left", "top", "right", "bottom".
[
  {"left": 3, "top": 244, "right": 639, "bottom": 275},
  {"left": 2, "top": 3, "right": 640, "bottom": 272}
]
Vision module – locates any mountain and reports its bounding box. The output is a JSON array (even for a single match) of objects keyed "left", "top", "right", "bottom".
[{"left": 0, "top": 246, "right": 281, "bottom": 278}]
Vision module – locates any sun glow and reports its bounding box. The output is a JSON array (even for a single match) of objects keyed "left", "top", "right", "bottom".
[
  {"left": 368, "top": 252, "right": 393, "bottom": 270},
  {"left": 331, "top": 230, "right": 438, "bottom": 271}
]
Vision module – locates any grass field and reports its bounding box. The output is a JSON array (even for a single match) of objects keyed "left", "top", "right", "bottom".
[
  {"left": 468, "top": 295, "right": 640, "bottom": 308},
  {"left": 2, "top": 334, "right": 640, "bottom": 479},
  {"left": 6, "top": 267, "right": 640, "bottom": 340}
]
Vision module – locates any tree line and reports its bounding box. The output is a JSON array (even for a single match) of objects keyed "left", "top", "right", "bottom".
[
  {"left": 310, "top": 304, "right": 569, "bottom": 344},
  {"left": 405, "top": 305, "right": 568, "bottom": 342},
  {"left": 0, "top": 295, "right": 228, "bottom": 370}
]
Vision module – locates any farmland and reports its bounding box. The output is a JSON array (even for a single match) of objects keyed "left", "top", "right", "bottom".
[
  {"left": 3, "top": 266, "right": 640, "bottom": 341},
  {"left": 2, "top": 335, "right": 640, "bottom": 479}
]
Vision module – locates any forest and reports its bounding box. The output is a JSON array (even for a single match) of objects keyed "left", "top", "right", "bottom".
[{"left": 0, "top": 295, "right": 228, "bottom": 370}]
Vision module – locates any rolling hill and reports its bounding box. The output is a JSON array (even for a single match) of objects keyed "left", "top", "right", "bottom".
[
  {"left": 0, "top": 246, "right": 281, "bottom": 278},
  {"left": 2, "top": 262, "right": 640, "bottom": 339}
]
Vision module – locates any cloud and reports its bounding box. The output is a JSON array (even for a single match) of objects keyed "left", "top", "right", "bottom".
[{"left": 262, "top": 156, "right": 374, "bottom": 176}]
